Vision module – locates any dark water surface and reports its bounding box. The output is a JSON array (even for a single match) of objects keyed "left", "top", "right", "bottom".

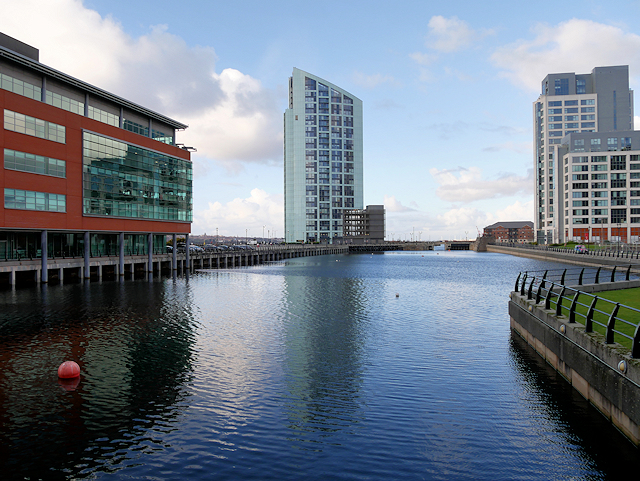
[{"left": 0, "top": 250, "right": 637, "bottom": 479}]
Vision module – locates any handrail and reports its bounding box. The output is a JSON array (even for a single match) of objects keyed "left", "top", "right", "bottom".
[{"left": 515, "top": 267, "right": 640, "bottom": 358}]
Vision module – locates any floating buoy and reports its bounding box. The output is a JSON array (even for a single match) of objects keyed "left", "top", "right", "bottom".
[
  {"left": 58, "top": 361, "right": 80, "bottom": 379},
  {"left": 396, "top": 293, "right": 399, "bottom": 297}
]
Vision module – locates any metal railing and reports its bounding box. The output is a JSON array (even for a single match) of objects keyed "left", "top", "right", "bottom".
[
  {"left": 514, "top": 267, "right": 640, "bottom": 357},
  {"left": 492, "top": 242, "right": 640, "bottom": 260}
]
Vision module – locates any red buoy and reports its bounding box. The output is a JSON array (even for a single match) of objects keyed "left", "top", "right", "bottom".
[{"left": 58, "top": 361, "right": 80, "bottom": 379}]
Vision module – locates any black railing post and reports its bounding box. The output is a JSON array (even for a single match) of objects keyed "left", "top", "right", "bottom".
[
  {"left": 527, "top": 278, "right": 534, "bottom": 300},
  {"left": 585, "top": 297, "right": 597, "bottom": 332},
  {"left": 632, "top": 324, "right": 640, "bottom": 358},
  {"left": 610, "top": 266, "right": 617, "bottom": 283},
  {"left": 515, "top": 273, "right": 521, "bottom": 292},
  {"left": 595, "top": 266, "right": 602, "bottom": 284},
  {"left": 626, "top": 265, "right": 631, "bottom": 281},
  {"left": 556, "top": 286, "right": 565, "bottom": 316},
  {"left": 545, "top": 282, "right": 554, "bottom": 310},
  {"left": 578, "top": 268, "right": 584, "bottom": 285},
  {"left": 606, "top": 303, "right": 620, "bottom": 344},
  {"left": 536, "top": 281, "right": 543, "bottom": 304},
  {"left": 569, "top": 293, "right": 579, "bottom": 324},
  {"left": 561, "top": 269, "right": 567, "bottom": 285},
  {"left": 520, "top": 274, "right": 527, "bottom": 296}
]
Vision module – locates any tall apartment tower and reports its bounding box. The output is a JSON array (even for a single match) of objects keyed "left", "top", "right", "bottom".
[
  {"left": 533, "top": 66, "right": 634, "bottom": 244},
  {"left": 284, "top": 68, "right": 363, "bottom": 243}
]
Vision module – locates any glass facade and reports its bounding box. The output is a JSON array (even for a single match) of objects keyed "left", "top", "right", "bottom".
[
  {"left": 285, "top": 69, "right": 363, "bottom": 243},
  {"left": 83, "top": 132, "right": 192, "bottom": 221}
]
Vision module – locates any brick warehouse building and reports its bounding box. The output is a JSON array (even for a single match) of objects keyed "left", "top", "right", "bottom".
[
  {"left": 0, "top": 33, "right": 192, "bottom": 284},
  {"left": 483, "top": 221, "right": 534, "bottom": 243}
]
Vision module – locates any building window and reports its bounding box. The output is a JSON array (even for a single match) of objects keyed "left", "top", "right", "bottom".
[
  {"left": 82, "top": 132, "right": 192, "bottom": 222},
  {"left": 581, "top": 122, "right": 595, "bottom": 128},
  {"left": 87, "top": 106, "right": 119, "bottom": 127},
  {"left": 45, "top": 91, "right": 84, "bottom": 115},
  {"left": 611, "top": 155, "right": 626, "bottom": 170},
  {"left": 3, "top": 109, "right": 66, "bottom": 143},
  {"left": 4, "top": 188, "right": 66, "bottom": 212},
  {"left": 611, "top": 208, "right": 627, "bottom": 223},
  {"left": 564, "top": 108, "right": 579, "bottom": 114},
  {"left": 548, "top": 101, "right": 562, "bottom": 107},
  {"left": 581, "top": 99, "right": 595, "bottom": 105},
  {"left": 565, "top": 100, "right": 578, "bottom": 106},
  {"left": 555, "top": 78, "right": 569, "bottom": 95},
  {"left": 576, "top": 79, "right": 586, "bottom": 94},
  {"left": 0, "top": 73, "right": 42, "bottom": 101},
  {"left": 4, "top": 149, "right": 66, "bottom": 178}
]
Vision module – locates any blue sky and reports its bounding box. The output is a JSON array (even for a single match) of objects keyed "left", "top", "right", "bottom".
[{"left": 3, "top": 0, "right": 640, "bottom": 240}]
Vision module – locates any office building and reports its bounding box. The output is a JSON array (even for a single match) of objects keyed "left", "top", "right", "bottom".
[
  {"left": 284, "top": 68, "right": 363, "bottom": 243},
  {"left": 343, "top": 205, "right": 385, "bottom": 244},
  {"left": 1, "top": 33, "right": 192, "bottom": 280},
  {"left": 533, "top": 66, "right": 634, "bottom": 243}
]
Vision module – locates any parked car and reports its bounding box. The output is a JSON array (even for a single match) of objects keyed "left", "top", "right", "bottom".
[
  {"left": 574, "top": 245, "right": 588, "bottom": 254},
  {"left": 204, "top": 244, "right": 218, "bottom": 252},
  {"left": 189, "top": 245, "right": 204, "bottom": 253}
]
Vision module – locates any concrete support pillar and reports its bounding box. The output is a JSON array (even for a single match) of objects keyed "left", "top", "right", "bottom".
[
  {"left": 97, "top": 264, "right": 102, "bottom": 280},
  {"left": 119, "top": 232, "right": 125, "bottom": 277},
  {"left": 172, "top": 234, "right": 177, "bottom": 270},
  {"left": 84, "top": 231, "right": 90, "bottom": 280},
  {"left": 9, "top": 268, "right": 15, "bottom": 287},
  {"left": 59, "top": 267, "right": 64, "bottom": 284},
  {"left": 147, "top": 233, "right": 153, "bottom": 273},
  {"left": 41, "top": 230, "right": 48, "bottom": 283}
]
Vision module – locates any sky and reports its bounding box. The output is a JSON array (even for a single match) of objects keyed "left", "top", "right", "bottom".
[{"left": 3, "top": 0, "right": 640, "bottom": 241}]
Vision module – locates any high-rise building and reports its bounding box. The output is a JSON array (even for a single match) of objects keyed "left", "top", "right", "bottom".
[
  {"left": 533, "top": 66, "right": 634, "bottom": 244},
  {"left": 284, "top": 68, "right": 363, "bottom": 243}
]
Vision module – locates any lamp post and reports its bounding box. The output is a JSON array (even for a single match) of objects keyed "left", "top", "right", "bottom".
[
  {"left": 263, "top": 225, "right": 265, "bottom": 244},
  {"left": 246, "top": 228, "right": 249, "bottom": 245},
  {"left": 216, "top": 227, "right": 218, "bottom": 245}
]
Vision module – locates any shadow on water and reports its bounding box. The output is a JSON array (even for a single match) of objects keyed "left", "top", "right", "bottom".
[
  {"left": 509, "top": 333, "right": 639, "bottom": 480},
  {"left": 0, "top": 279, "right": 198, "bottom": 479}
]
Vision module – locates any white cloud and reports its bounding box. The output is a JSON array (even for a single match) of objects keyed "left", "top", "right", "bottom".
[
  {"left": 430, "top": 166, "right": 532, "bottom": 203},
  {"left": 409, "top": 52, "right": 437, "bottom": 66},
  {"left": 352, "top": 72, "right": 398, "bottom": 89},
  {"left": 491, "top": 200, "right": 534, "bottom": 222},
  {"left": 383, "top": 195, "right": 415, "bottom": 212},
  {"left": 0, "top": 0, "right": 283, "bottom": 169},
  {"left": 426, "top": 16, "right": 477, "bottom": 53},
  {"left": 192, "top": 188, "right": 283, "bottom": 236},
  {"left": 491, "top": 19, "right": 640, "bottom": 92}
]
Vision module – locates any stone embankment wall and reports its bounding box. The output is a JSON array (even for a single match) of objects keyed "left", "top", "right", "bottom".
[
  {"left": 488, "top": 244, "right": 640, "bottom": 268},
  {"left": 509, "top": 289, "right": 640, "bottom": 445}
]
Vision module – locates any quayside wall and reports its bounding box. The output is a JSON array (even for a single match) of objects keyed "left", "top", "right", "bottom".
[{"left": 509, "top": 287, "right": 640, "bottom": 445}]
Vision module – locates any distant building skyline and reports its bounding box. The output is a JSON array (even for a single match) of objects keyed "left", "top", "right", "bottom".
[{"left": 284, "top": 68, "right": 363, "bottom": 243}]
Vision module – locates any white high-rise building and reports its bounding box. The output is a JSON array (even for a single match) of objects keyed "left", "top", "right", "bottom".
[
  {"left": 284, "top": 68, "right": 363, "bottom": 243},
  {"left": 533, "top": 66, "right": 634, "bottom": 244}
]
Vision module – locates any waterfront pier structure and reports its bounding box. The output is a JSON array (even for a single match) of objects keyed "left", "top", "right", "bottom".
[
  {"left": 510, "top": 269, "right": 640, "bottom": 445},
  {"left": 0, "top": 244, "right": 349, "bottom": 287}
]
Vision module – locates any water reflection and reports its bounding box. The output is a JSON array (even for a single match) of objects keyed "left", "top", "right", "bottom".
[
  {"left": 281, "top": 260, "right": 368, "bottom": 440},
  {"left": 0, "top": 280, "right": 198, "bottom": 478}
]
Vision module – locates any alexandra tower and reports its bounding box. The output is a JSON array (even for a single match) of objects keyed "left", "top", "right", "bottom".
[{"left": 284, "top": 68, "right": 363, "bottom": 243}]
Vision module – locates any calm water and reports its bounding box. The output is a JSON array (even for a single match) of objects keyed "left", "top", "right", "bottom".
[{"left": 0, "top": 250, "right": 637, "bottom": 479}]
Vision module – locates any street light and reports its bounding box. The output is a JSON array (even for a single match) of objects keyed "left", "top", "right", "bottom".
[{"left": 263, "top": 225, "right": 265, "bottom": 243}]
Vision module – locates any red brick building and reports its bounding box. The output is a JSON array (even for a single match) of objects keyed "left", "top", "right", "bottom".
[{"left": 483, "top": 221, "right": 534, "bottom": 243}]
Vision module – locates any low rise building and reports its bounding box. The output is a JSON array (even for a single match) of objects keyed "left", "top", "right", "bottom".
[
  {"left": 484, "top": 221, "right": 534, "bottom": 243},
  {"left": 343, "top": 205, "right": 385, "bottom": 244}
]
